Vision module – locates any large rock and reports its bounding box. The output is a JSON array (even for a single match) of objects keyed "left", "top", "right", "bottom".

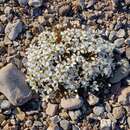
[
  {"left": 61, "top": 97, "right": 83, "bottom": 110},
  {"left": 110, "top": 59, "right": 129, "bottom": 84},
  {"left": 0, "top": 63, "right": 32, "bottom": 106}
]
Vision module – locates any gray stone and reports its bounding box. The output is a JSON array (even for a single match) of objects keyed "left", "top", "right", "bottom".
[
  {"left": 0, "top": 23, "right": 4, "bottom": 34},
  {"left": 116, "top": 29, "right": 126, "bottom": 38},
  {"left": 60, "top": 120, "right": 71, "bottom": 130},
  {"left": 86, "top": 0, "right": 96, "bottom": 8},
  {"left": 0, "top": 63, "right": 32, "bottom": 106},
  {"left": 77, "top": 0, "right": 85, "bottom": 9},
  {"left": 114, "top": 38, "right": 125, "bottom": 48},
  {"left": 100, "top": 119, "right": 112, "bottom": 130},
  {"left": 3, "top": 109, "right": 12, "bottom": 115},
  {"left": 105, "top": 102, "right": 111, "bottom": 113},
  {"left": 5, "top": 20, "right": 23, "bottom": 40},
  {"left": 18, "top": 0, "right": 28, "bottom": 6},
  {"left": 28, "top": 0, "right": 43, "bottom": 7},
  {"left": 69, "top": 110, "right": 82, "bottom": 121},
  {"left": 50, "top": 115, "right": 61, "bottom": 124},
  {"left": 87, "top": 93, "right": 99, "bottom": 106},
  {"left": 0, "top": 0, "right": 6, "bottom": 4},
  {"left": 33, "top": 121, "right": 42, "bottom": 127},
  {"left": 72, "top": 125, "right": 80, "bottom": 130},
  {"left": 125, "top": 38, "right": 130, "bottom": 46},
  {"left": 109, "top": 31, "right": 116, "bottom": 41},
  {"left": 93, "top": 106, "right": 105, "bottom": 116},
  {"left": 61, "top": 97, "right": 83, "bottom": 110},
  {"left": 0, "top": 100, "right": 10, "bottom": 109},
  {"left": 110, "top": 59, "right": 129, "bottom": 84}
]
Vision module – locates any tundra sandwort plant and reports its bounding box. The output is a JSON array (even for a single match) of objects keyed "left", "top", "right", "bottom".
[{"left": 26, "top": 28, "right": 119, "bottom": 95}]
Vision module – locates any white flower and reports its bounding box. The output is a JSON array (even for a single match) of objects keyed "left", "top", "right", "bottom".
[{"left": 26, "top": 28, "right": 120, "bottom": 94}]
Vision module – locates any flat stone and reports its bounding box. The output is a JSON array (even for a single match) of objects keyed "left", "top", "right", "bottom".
[
  {"left": 100, "top": 119, "right": 112, "bottom": 130},
  {"left": 0, "top": 63, "right": 32, "bottom": 106},
  {"left": 5, "top": 20, "right": 23, "bottom": 40},
  {"left": 61, "top": 97, "right": 83, "bottom": 110},
  {"left": 28, "top": 0, "right": 43, "bottom": 7},
  {"left": 112, "top": 106, "right": 124, "bottom": 119},
  {"left": 87, "top": 93, "right": 99, "bottom": 106},
  {"left": 110, "top": 59, "right": 129, "bottom": 84},
  {"left": 46, "top": 103, "right": 58, "bottom": 116},
  {"left": 60, "top": 120, "right": 71, "bottom": 130}
]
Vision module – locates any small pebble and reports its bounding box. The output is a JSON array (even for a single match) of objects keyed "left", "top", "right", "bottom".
[
  {"left": 28, "top": 0, "right": 43, "bottom": 8},
  {"left": 61, "top": 97, "right": 83, "bottom": 110},
  {"left": 1, "top": 100, "right": 11, "bottom": 109},
  {"left": 87, "top": 93, "right": 99, "bottom": 106},
  {"left": 116, "top": 29, "right": 126, "bottom": 38},
  {"left": 112, "top": 106, "right": 124, "bottom": 120},
  {"left": 25, "top": 120, "right": 33, "bottom": 127},
  {"left": 100, "top": 119, "right": 112, "bottom": 130},
  {"left": 47, "top": 125, "right": 60, "bottom": 130},
  {"left": 114, "top": 38, "right": 125, "bottom": 48},
  {"left": 93, "top": 106, "right": 105, "bottom": 116},
  {"left": 46, "top": 103, "right": 58, "bottom": 116},
  {"left": 60, "top": 120, "right": 71, "bottom": 130},
  {"left": 50, "top": 115, "right": 61, "bottom": 124},
  {"left": 69, "top": 110, "right": 82, "bottom": 121},
  {"left": 109, "top": 31, "right": 116, "bottom": 41},
  {"left": 59, "top": 5, "right": 71, "bottom": 16}
]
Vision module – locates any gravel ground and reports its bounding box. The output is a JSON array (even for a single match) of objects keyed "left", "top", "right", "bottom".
[{"left": 0, "top": 0, "right": 130, "bottom": 130}]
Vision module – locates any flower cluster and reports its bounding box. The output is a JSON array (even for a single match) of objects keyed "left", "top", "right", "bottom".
[{"left": 26, "top": 28, "right": 118, "bottom": 94}]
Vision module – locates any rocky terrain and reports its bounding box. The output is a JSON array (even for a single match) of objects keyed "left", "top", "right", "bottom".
[{"left": 0, "top": 0, "right": 130, "bottom": 130}]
